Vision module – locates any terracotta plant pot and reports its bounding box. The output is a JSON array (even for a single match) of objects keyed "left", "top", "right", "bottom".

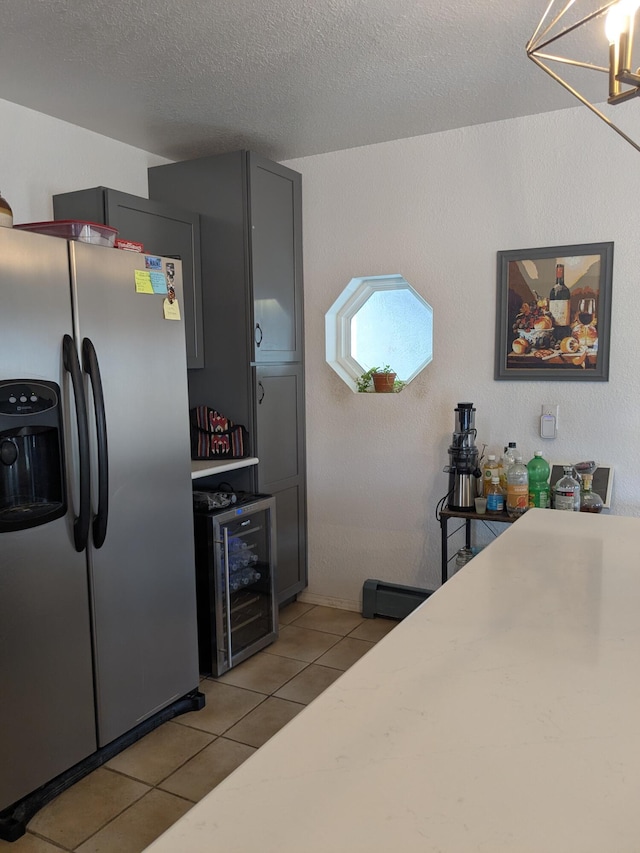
[{"left": 372, "top": 371, "right": 396, "bottom": 393}]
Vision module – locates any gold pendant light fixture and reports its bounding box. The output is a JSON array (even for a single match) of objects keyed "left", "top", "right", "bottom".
[{"left": 528, "top": 0, "right": 640, "bottom": 152}]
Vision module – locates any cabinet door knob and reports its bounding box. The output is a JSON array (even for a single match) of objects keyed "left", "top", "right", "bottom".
[
  {"left": 258, "top": 381, "right": 265, "bottom": 404},
  {"left": 255, "top": 323, "right": 263, "bottom": 347}
]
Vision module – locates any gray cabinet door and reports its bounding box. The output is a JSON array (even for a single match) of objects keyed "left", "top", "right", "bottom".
[
  {"left": 254, "top": 364, "right": 307, "bottom": 601},
  {"left": 53, "top": 187, "right": 204, "bottom": 369},
  {"left": 254, "top": 366, "right": 302, "bottom": 487},
  {"left": 268, "top": 484, "right": 306, "bottom": 604},
  {"left": 248, "top": 154, "right": 303, "bottom": 364}
]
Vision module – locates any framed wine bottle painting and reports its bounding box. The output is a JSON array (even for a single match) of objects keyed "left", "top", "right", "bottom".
[{"left": 494, "top": 242, "right": 613, "bottom": 381}]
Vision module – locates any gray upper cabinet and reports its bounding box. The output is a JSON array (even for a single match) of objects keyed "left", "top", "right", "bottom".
[
  {"left": 248, "top": 155, "right": 303, "bottom": 363},
  {"left": 148, "top": 151, "right": 307, "bottom": 603},
  {"left": 52, "top": 187, "right": 204, "bottom": 369}
]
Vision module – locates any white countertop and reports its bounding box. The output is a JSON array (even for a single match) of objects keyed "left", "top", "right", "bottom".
[{"left": 145, "top": 509, "right": 640, "bottom": 852}]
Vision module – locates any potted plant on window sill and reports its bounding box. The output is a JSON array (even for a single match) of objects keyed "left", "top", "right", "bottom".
[{"left": 356, "top": 365, "right": 405, "bottom": 393}]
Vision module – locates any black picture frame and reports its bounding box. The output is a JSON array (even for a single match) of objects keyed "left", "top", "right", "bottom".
[{"left": 494, "top": 242, "right": 613, "bottom": 381}]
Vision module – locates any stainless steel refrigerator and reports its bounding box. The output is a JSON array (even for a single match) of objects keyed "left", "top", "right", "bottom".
[{"left": 0, "top": 226, "right": 199, "bottom": 814}]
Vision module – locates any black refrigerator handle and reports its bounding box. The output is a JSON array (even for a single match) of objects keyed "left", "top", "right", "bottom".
[
  {"left": 62, "top": 334, "right": 91, "bottom": 552},
  {"left": 82, "top": 337, "right": 109, "bottom": 549}
]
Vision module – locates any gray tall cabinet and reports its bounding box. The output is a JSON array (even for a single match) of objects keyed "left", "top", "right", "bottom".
[{"left": 148, "top": 151, "right": 307, "bottom": 604}]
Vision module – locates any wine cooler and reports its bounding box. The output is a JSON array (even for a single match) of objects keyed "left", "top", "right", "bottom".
[{"left": 193, "top": 494, "right": 277, "bottom": 676}]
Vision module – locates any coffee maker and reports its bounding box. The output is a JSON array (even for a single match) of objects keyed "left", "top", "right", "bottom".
[{"left": 444, "top": 402, "right": 482, "bottom": 510}]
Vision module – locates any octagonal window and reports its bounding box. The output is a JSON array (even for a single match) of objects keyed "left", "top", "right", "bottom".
[{"left": 325, "top": 274, "right": 433, "bottom": 392}]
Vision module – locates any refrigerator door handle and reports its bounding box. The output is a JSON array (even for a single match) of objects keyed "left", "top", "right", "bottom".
[
  {"left": 62, "top": 334, "right": 91, "bottom": 552},
  {"left": 82, "top": 337, "right": 109, "bottom": 549}
]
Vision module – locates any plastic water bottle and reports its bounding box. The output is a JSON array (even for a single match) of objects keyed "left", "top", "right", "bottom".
[
  {"left": 482, "top": 454, "right": 499, "bottom": 497},
  {"left": 486, "top": 475, "right": 505, "bottom": 514},
  {"left": 554, "top": 466, "right": 580, "bottom": 511},
  {"left": 506, "top": 453, "right": 529, "bottom": 518},
  {"left": 499, "top": 442, "right": 517, "bottom": 492},
  {"left": 455, "top": 547, "right": 474, "bottom": 572},
  {"left": 527, "top": 451, "right": 550, "bottom": 508}
]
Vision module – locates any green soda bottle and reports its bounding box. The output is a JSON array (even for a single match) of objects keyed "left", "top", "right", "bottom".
[{"left": 527, "top": 451, "right": 550, "bottom": 508}]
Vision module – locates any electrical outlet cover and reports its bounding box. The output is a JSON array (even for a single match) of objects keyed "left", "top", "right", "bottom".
[{"left": 540, "top": 414, "right": 557, "bottom": 439}]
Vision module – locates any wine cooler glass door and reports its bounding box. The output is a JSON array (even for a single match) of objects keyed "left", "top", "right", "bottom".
[{"left": 217, "top": 501, "right": 277, "bottom": 673}]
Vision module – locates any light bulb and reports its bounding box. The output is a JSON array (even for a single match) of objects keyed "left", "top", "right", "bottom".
[
  {"left": 619, "top": 0, "right": 640, "bottom": 14},
  {"left": 606, "top": 3, "right": 625, "bottom": 43},
  {"left": 605, "top": 0, "right": 640, "bottom": 42}
]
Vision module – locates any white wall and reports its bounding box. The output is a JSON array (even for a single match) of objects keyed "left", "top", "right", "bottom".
[
  {"left": 284, "top": 105, "right": 640, "bottom": 610},
  {"left": 0, "top": 98, "right": 169, "bottom": 222}
]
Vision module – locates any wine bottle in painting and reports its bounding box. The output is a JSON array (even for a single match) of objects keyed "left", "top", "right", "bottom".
[{"left": 549, "top": 262, "right": 571, "bottom": 338}]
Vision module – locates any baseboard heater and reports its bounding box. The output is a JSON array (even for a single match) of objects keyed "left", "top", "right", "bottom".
[{"left": 362, "top": 579, "right": 433, "bottom": 620}]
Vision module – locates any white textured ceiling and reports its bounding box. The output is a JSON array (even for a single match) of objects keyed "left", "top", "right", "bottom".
[{"left": 0, "top": 0, "right": 600, "bottom": 162}]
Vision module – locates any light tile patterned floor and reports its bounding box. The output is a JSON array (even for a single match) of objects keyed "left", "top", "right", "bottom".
[{"left": 2, "top": 605, "right": 396, "bottom": 853}]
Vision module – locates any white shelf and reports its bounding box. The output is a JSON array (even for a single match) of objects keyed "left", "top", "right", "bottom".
[{"left": 191, "top": 457, "right": 259, "bottom": 480}]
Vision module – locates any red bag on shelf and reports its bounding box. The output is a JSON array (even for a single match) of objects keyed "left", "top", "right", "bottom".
[{"left": 189, "top": 406, "right": 249, "bottom": 460}]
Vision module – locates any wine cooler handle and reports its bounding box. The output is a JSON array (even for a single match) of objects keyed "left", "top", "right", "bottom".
[
  {"left": 62, "top": 334, "right": 91, "bottom": 553},
  {"left": 223, "top": 527, "right": 233, "bottom": 668},
  {"left": 82, "top": 337, "right": 109, "bottom": 549},
  {"left": 255, "top": 323, "right": 263, "bottom": 347},
  {"left": 258, "top": 381, "right": 265, "bottom": 405}
]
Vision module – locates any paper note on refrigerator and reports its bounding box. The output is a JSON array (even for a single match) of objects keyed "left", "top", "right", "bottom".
[
  {"left": 150, "top": 272, "right": 168, "bottom": 294},
  {"left": 134, "top": 270, "right": 154, "bottom": 293},
  {"left": 163, "top": 298, "right": 181, "bottom": 320}
]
